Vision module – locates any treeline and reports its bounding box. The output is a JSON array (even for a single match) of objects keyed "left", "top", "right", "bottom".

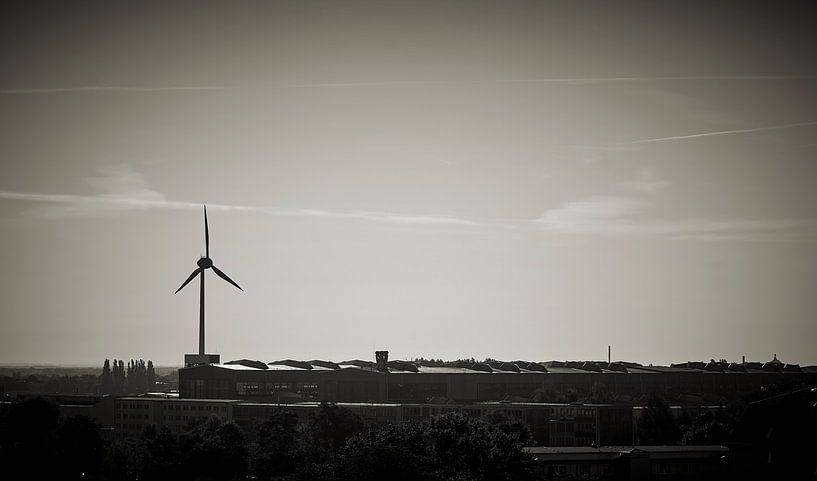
[
  {"left": 635, "top": 393, "right": 737, "bottom": 445},
  {"left": 635, "top": 380, "right": 814, "bottom": 446},
  {"left": 99, "top": 359, "right": 156, "bottom": 395},
  {"left": 0, "top": 359, "right": 173, "bottom": 398},
  {"left": 0, "top": 398, "right": 536, "bottom": 481}
]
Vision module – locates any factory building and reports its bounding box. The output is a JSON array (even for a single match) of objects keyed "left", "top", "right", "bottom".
[{"left": 178, "top": 352, "right": 817, "bottom": 405}]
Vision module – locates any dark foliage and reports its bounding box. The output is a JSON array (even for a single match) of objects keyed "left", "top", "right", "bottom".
[
  {"left": 253, "top": 409, "right": 303, "bottom": 480},
  {"left": 303, "top": 402, "right": 365, "bottom": 459},
  {"left": 138, "top": 417, "right": 248, "bottom": 481},
  {"left": 0, "top": 397, "right": 104, "bottom": 480},
  {"left": 56, "top": 415, "right": 106, "bottom": 480},
  {"left": 324, "top": 412, "right": 535, "bottom": 481},
  {"left": 636, "top": 392, "right": 681, "bottom": 445},
  {"left": 680, "top": 406, "right": 740, "bottom": 445}
]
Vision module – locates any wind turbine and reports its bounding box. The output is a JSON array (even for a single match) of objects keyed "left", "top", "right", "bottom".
[{"left": 175, "top": 205, "right": 243, "bottom": 357}]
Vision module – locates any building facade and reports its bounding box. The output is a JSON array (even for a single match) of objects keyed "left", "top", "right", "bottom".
[
  {"left": 111, "top": 396, "right": 632, "bottom": 446},
  {"left": 178, "top": 357, "right": 817, "bottom": 406}
]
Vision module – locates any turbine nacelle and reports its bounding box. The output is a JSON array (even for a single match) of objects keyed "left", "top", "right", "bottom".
[{"left": 197, "top": 257, "right": 213, "bottom": 268}]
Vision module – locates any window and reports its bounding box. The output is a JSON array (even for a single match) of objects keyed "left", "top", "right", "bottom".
[{"left": 236, "top": 382, "right": 261, "bottom": 395}]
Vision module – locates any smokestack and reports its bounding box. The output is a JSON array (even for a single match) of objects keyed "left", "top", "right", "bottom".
[
  {"left": 742, "top": 355, "right": 745, "bottom": 365},
  {"left": 608, "top": 345, "right": 611, "bottom": 364}
]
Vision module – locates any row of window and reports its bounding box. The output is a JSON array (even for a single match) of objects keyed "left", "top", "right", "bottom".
[
  {"left": 552, "top": 407, "right": 596, "bottom": 418},
  {"left": 235, "top": 382, "right": 319, "bottom": 395},
  {"left": 116, "top": 413, "right": 149, "bottom": 420},
  {"left": 549, "top": 436, "right": 576, "bottom": 446},
  {"left": 164, "top": 415, "right": 228, "bottom": 422},
  {"left": 120, "top": 403, "right": 228, "bottom": 412}
]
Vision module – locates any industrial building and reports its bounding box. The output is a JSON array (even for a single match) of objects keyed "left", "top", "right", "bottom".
[
  {"left": 112, "top": 396, "right": 633, "bottom": 445},
  {"left": 178, "top": 352, "right": 817, "bottom": 405},
  {"left": 525, "top": 445, "right": 729, "bottom": 481}
]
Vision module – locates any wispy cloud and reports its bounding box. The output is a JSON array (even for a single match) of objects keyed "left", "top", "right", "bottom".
[
  {"left": 626, "top": 120, "right": 817, "bottom": 145},
  {"left": 533, "top": 195, "right": 817, "bottom": 241},
  {"left": 280, "top": 208, "right": 478, "bottom": 226},
  {"left": 533, "top": 167, "right": 815, "bottom": 240},
  {"left": 618, "top": 168, "right": 671, "bottom": 194},
  {"left": 0, "top": 86, "right": 232, "bottom": 95},
  {"left": 3, "top": 75, "right": 816, "bottom": 95},
  {"left": 534, "top": 196, "right": 647, "bottom": 233},
  {"left": 0, "top": 189, "right": 480, "bottom": 226},
  {"left": 0, "top": 165, "right": 478, "bottom": 226}
]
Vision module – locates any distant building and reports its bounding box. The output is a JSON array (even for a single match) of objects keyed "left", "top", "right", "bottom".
[
  {"left": 525, "top": 445, "right": 728, "bottom": 481},
  {"left": 177, "top": 353, "right": 817, "bottom": 405},
  {"left": 114, "top": 396, "right": 234, "bottom": 439},
  {"left": 110, "top": 396, "right": 631, "bottom": 445}
]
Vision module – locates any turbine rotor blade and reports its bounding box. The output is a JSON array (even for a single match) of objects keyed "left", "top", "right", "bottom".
[
  {"left": 212, "top": 265, "right": 243, "bottom": 291},
  {"left": 175, "top": 268, "right": 202, "bottom": 293},
  {"left": 204, "top": 205, "right": 210, "bottom": 258}
]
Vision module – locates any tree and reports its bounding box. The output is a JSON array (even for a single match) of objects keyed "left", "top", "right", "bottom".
[
  {"left": 139, "top": 417, "right": 248, "bottom": 481},
  {"left": 147, "top": 360, "right": 156, "bottom": 391},
  {"left": 55, "top": 415, "right": 105, "bottom": 480},
  {"left": 127, "top": 360, "right": 134, "bottom": 392},
  {"left": 304, "top": 403, "right": 364, "bottom": 459},
  {"left": 113, "top": 360, "right": 126, "bottom": 394},
  {"left": 100, "top": 359, "right": 113, "bottom": 394},
  {"left": 336, "top": 421, "right": 433, "bottom": 481},
  {"left": 0, "top": 397, "right": 61, "bottom": 479},
  {"left": 485, "top": 411, "right": 533, "bottom": 446},
  {"left": 252, "top": 409, "right": 303, "bottom": 480},
  {"left": 637, "top": 393, "right": 681, "bottom": 445},
  {"left": 429, "top": 412, "right": 533, "bottom": 481},
  {"left": 139, "top": 426, "right": 185, "bottom": 480},
  {"left": 184, "top": 417, "right": 248, "bottom": 481},
  {"left": 102, "top": 438, "right": 142, "bottom": 481},
  {"left": 681, "top": 407, "right": 738, "bottom": 445},
  {"left": 334, "top": 412, "right": 535, "bottom": 481}
]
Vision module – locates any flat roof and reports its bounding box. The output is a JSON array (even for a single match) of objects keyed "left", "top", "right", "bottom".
[
  {"left": 117, "top": 397, "right": 239, "bottom": 403},
  {"left": 526, "top": 445, "right": 728, "bottom": 454}
]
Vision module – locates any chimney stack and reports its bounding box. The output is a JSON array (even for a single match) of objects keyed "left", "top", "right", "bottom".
[
  {"left": 608, "top": 345, "right": 611, "bottom": 364},
  {"left": 375, "top": 350, "right": 389, "bottom": 372}
]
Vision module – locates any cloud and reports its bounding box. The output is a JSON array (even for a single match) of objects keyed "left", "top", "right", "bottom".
[
  {"left": 3, "top": 75, "right": 815, "bottom": 95},
  {"left": 279, "top": 208, "right": 478, "bottom": 226},
  {"left": 618, "top": 168, "right": 671, "bottom": 194},
  {"left": 0, "top": 86, "right": 231, "bottom": 95},
  {"left": 534, "top": 196, "right": 646, "bottom": 233},
  {"left": 533, "top": 195, "right": 817, "bottom": 240},
  {"left": 626, "top": 120, "right": 817, "bottom": 145},
  {"left": 0, "top": 165, "right": 479, "bottom": 226}
]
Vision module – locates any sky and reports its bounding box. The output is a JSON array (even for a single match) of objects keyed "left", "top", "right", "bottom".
[{"left": 1, "top": 1, "right": 816, "bottom": 366}]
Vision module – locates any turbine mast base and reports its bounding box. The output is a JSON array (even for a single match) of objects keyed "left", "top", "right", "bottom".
[{"left": 184, "top": 353, "right": 220, "bottom": 368}]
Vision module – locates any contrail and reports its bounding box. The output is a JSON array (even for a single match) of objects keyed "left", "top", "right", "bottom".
[
  {"left": 0, "top": 189, "right": 479, "bottom": 226},
  {"left": 484, "top": 75, "right": 817, "bottom": 85},
  {"left": 2, "top": 75, "right": 816, "bottom": 94},
  {"left": 0, "top": 86, "right": 232, "bottom": 95},
  {"left": 627, "top": 120, "right": 817, "bottom": 145}
]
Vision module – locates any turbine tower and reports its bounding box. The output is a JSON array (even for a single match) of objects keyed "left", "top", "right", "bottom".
[{"left": 176, "top": 206, "right": 243, "bottom": 366}]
